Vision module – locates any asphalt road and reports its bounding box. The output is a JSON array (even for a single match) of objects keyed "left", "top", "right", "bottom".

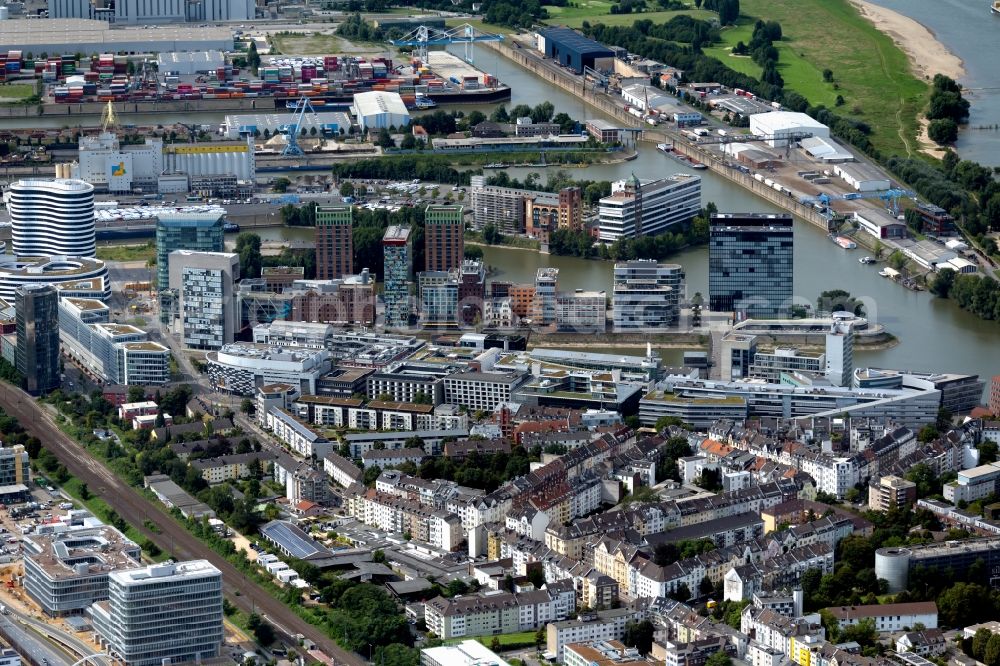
[
  {"left": 5, "top": 605, "right": 111, "bottom": 666},
  {"left": 0, "top": 384, "right": 365, "bottom": 666},
  {"left": 0, "top": 614, "right": 72, "bottom": 666}
]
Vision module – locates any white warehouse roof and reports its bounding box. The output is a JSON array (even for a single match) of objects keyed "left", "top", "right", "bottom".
[
  {"left": 750, "top": 111, "right": 829, "bottom": 133},
  {"left": 352, "top": 91, "right": 409, "bottom": 119},
  {"left": 157, "top": 51, "right": 225, "bottom": 71},
  {"left": 800, "top": 136, "right": 854, "bottom": 162}
]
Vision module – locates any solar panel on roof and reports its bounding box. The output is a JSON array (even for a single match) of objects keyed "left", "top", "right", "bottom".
[{"left": 261, "top": 520, "right": 329, "bottom": 559}]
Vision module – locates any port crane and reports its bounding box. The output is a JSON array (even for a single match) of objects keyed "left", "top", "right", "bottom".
[
  {"left": 280, "top": 95, "right": 318, "bottom": 157},
  {"left": 799, "top": 188, "right": 917, "bottom": 221},
  {"left": 391, "top": 23, "right": 504, "bottom": 64}
]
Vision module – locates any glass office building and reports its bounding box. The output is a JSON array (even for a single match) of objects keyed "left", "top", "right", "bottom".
[
  {"left": 15, "top": 284, "right": 61, "bottom": 395},
  {"left": 91, "top": 560, "right": 223, "bottom": 666},
  {"left": 709, "top": 213, "right": 793, "bottom": 319},
  {"left": 155, "top": 212, "right": 225, "bottom": 290}
]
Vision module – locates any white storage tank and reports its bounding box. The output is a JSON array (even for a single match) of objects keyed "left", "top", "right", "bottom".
[{"left": 875, "top": 547, "right": 911, "bottom": 593}]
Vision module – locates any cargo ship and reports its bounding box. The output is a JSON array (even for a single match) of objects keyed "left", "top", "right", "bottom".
[{"left": 659, "top": 144, "right": 706, "bottom": 169}]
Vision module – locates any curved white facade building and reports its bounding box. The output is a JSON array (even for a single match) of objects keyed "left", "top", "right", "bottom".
[
  {"left": 0, "top": 255, "right": 110, "bottom": 302},
  {"left": 7, "top": 179, "right": 96, "bottom": 258}
]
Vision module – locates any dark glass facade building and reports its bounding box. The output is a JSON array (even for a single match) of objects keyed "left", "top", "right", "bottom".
[
  {"left": 709, "top": 213, "right": 793, "bottom": 319},
  {"left": 15, "top": 284, "right": 61, "bottom": 395}
]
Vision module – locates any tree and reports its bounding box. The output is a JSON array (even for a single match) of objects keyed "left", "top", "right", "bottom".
[
  {"left": 817, "top": 289, "right": 866, "bottom": 316},
  {"left": 622, "top": 620, "right": 655, "bottom": 654},
  {"left": 235, "top": 232, "right": 263, "bottom": 279},
  {"left": 985, "top": 633, "right": 1000, "bottom": 666},
  {"left": 339, "top": 181, "right": 356, "bottom": 198},
  {"left": 937, "top": 582, "right": 993, "bottom": 627},
  {"left": 127, "top": 385, "right": 147, "bottom": 403},
  {"left": 887, "top": 250, "right": 908, "bottom": 271},
  {"left": 272, "top": 177, "right": 290, "bottom": 193},
  {"left": 706, "top": 651, "right": 733, "bottom": 666},
  {"left": 240, "top": 399, "right": 253, "bottom": 415},
  {"left": 375, "top": 127, "right": 395, "bottom": 149},
  {"left": 669, "top": 582, "right": 691, "bottom": 602},
  {"left": 822, "top": 69, "right": 834, "bottom": 82},
  {"left": 482, "top": 223, "right": 503, "bottom": 245},
  {"left": 247, "top": 42, "right": 261, "bottom": 73},
  {"left": 490, "top": 637, "right": 502, "bottom": 653},
  {"left": 79, "top": 483, "right": 90, "bottom": 500},
  {"left": 973, "top": 628, "right": 993, "bottom": 662},
  {"left": 928, "top": 118, "right": 958, "bottom": 145},
  {"left": 930, "top": 267, "right": 956, "bottom": 297},
  {"left": 980, "top": 441, "right": 999, "bottom": 464}
]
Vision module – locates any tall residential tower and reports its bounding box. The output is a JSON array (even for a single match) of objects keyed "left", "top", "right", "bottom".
[
  {"left": 383, "top": 226, "right": 412, "bottom": 329},
  {"left": 425, "top": 205, "right": 465, "bottom": 273},
  {"left": 315, "top": 205, "right": 354, "bottom": 280}
]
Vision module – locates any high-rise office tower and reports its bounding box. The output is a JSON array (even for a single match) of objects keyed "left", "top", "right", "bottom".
[
  {"left": 155, "top": 211, "right": 225, "bottom": 291},
  {"left": 91, "top": 560, "right": 223, "bottom": 666},
  {"left": 424, "top": 205, "right": 465, "bottom": 272},
  {"left": 709, "top": 213, "right": 793, "bottom": 320},
  {"left": 383, "top": 226, "right": 412, "bottom": 329},
  {"left": 15, "top": 284, "right": 61, "bottom": 395},
  {"left": 315, "top": 205, "right": 354, "bottom": 280},
  {"left": 7, "top": 179, "right": 96, "bottom": 257}
]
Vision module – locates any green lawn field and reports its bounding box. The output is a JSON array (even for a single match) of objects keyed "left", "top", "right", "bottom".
[
  {"left": 702, "top": 18, "right": 841, "bottom": 110},
  {"left": 553, "top": 8, "right": 716, "bottom": 27},
  {"left": 544, "top": 0, "right": 615, "bottom": 20},
  {"left": 720, "top": 0, "right": 928, "bottom": 157},
  {"left": 0, "top": 83, "right": 35, "bottom": 100}
]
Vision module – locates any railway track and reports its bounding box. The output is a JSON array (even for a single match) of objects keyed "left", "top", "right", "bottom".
[{"left": 0, "top": 384, "right": 365, "bottom": 666}]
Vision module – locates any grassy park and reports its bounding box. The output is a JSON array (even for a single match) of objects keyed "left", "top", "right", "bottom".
[
  {"left": 554, "top": 8, "right": 715, "bottom": 27},
  {"left": 710, "top": 0, "right": 928, "bottom": 157},
  {"left": 96, "top": 243, "right": 157, "bottom": 263},
  {"left": 271, "top": 32, "right": 345, "bottom": 54}
]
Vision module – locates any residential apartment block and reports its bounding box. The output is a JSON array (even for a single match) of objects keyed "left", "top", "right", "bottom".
[{"left": 425, "top": 587, "right": 575, "bottom": 639}]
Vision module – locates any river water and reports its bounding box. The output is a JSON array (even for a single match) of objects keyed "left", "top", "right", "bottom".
[
  {"left": 2, "top": 39, "right": 998, "bottom": 385},
  {"left": 865, "top": 0, "right": 1000, "bottom": 166}
]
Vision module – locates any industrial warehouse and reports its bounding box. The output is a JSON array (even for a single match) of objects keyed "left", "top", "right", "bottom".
[
  {"left": 0, "top": 18, "right": 233, "bottom": 53},
  {"left": 536, "top": 27, "right": 615, "bottom": 74}
]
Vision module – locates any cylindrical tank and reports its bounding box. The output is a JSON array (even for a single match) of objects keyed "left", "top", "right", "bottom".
[
  {"left": 875, "top": 547, "right": 911, "bottom": 593},
  {"left": 0, "top": 7, "right": 9, "bottom": 20}
]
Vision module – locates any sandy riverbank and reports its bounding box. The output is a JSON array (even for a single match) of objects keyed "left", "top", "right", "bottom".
[{"left": 849, "top": 0, "right": 965, "bottom": 81}]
